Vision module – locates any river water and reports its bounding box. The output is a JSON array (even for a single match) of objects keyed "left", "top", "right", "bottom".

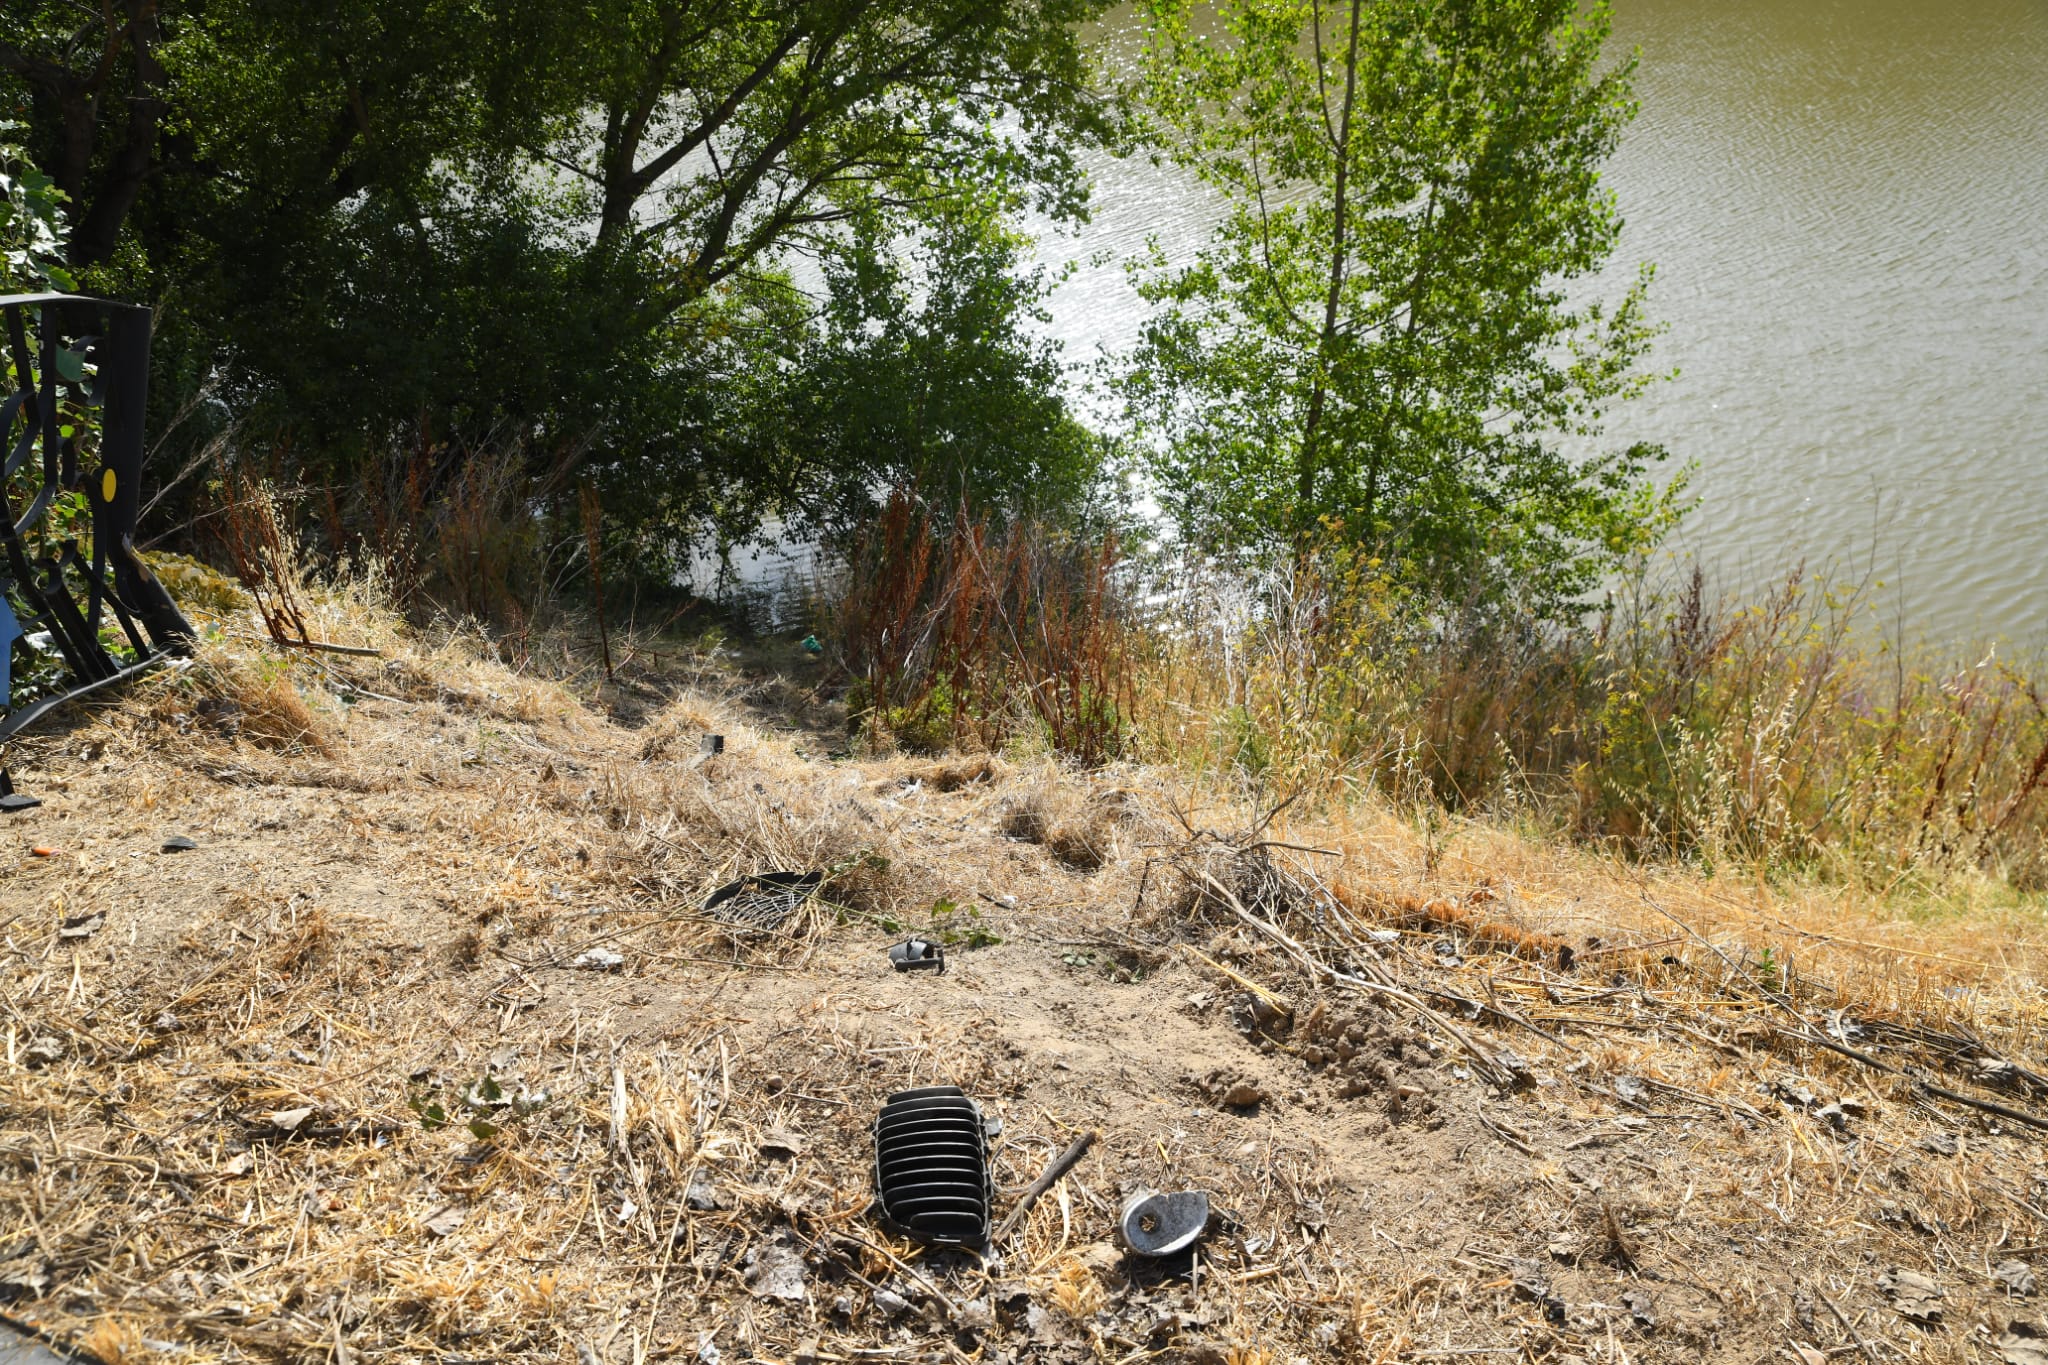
[{"left": 1040, "top": 0, "right": 2048, "bottom": 645}]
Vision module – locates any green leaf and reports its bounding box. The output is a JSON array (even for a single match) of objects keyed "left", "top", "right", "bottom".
[{"left": 467, "top": 1118, "right": 499, "bottom": 1140}]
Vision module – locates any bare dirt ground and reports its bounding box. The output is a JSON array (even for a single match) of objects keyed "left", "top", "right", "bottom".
[{"left": 6, "top": 623, "right": 2048, "bottom": 1365}]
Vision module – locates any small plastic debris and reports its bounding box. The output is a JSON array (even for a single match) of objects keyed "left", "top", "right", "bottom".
[
  {"left": 58, "top": 913, "right": 104, "bottom": 940},
  {"left": 889, "top": 937, "right": 946, "bottom": 973},
  {"left": 161, "top": 835, "right": 199, "bottom": 853},
  {"left": 1613, "top": 1075, "right": 1648, "bottom": 1105},
  {"left": 871, "top": 1285, "right": 912, "bottom": 1317},
  {"left": 1119, "top": 1189, "right": 1209, "bottom": 1257},
  {"left": 29, "top": 846, "right": 56, "bottom": 858},
  {"left": 798, "top": 634, "right": 823, "bottom": 655},
  {"left": 570, "top": 947, "right": 625, "bottom": 971},
  {"left": 21, "top": 1037, "right": 64, "bottom": 1068},
  {"left": 701, "top": 734, "right": 724, "bottom": 756},
  {"left": 1622, "top": 1287, "right": 1657, "bottom": 1329},
  {"left": 1998, "top": 1260, "right": 2039, "bottom": 1296}
]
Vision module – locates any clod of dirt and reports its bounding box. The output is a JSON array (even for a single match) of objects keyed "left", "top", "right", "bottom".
[
  {"left": 1623, "top": 1287, "right": 1657, "bottom": 1329},
  {"left": 1198, "top": 1069, "right": 1266, "bottom": 1109},
  {"left": 1920, "top": 1132, "right": 1961, "bottom": 1156},
  {"left": 1228, "top": 990, "right": 1294, "bottom": 1040},
  {"left": 1880, "top": 1267, "right": 1944, "bottom": 1322},
  {"left": 684, "top": 1174, "right": 723, "bottom": 1211},
  {"left": 1998, "top": 1261, "right": 2040, "bottom": 1296}
]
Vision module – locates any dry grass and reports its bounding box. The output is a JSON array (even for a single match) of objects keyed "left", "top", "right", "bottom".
[{"left": 5, "top": 585, "right": 2048, "bottom": 1362}]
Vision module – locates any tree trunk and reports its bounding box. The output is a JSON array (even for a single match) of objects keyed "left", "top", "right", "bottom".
[
  {"left": 69, "top": 3, "right": 168, "bottom": 268},
  {"left": 1296, "top": 0, "right": 1365, "bottom": 543}
]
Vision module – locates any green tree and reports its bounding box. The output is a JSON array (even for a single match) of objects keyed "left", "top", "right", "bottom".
[
  {"left": 1, "top": 0, "right": 1120, "bottom": 563},
  {"left": 1123, "top": 0, "right": 1682, "bottom": 611},
  {"left": 0, "top": 124, "right": 72, "bottom": 290},
  {"left": 778, "top": 205, "right": 1109, "bottom": 537}
]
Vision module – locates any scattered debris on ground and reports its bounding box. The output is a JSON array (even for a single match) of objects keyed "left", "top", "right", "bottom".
[{"left": 4, "top": 620, "right": 2048, "bottom": 1362}]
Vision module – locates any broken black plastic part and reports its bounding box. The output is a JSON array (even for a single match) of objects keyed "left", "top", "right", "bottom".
[
  {"left": 703, "top": 870, "right": 823, "bottom": 930},
  {"left": 701, "top": 734, "right": 724, "bottom": 755},
  {"left": 889, "top": 938, "right": 946, "bottom": 973},
  {"left": 0, "top": 768, "right": 37, "bottom": 812},
  {"left": 872, "top": 1085, "right": 993, "bottom": 1246}
]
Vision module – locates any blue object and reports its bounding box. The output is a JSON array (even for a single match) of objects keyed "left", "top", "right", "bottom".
[
  {"left": 0, "top": 596, "right": 22, "bottom": 709},
  {"left": 799, "top": 633, "right": 823, "bottom": 655}
]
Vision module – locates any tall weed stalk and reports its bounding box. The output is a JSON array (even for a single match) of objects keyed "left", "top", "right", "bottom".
[
  {"left": 1129, "top": 543, "right": 2048, "bottom": 891},
  {"left": 829, "top": 490, "right": 1129, "bottom": 766}
]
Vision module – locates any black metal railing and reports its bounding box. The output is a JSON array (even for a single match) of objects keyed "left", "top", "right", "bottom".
[{"left": 1, "top": 292, "right": 192, "bottom": 746}]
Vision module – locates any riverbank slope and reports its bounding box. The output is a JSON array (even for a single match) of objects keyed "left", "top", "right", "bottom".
[{"left": 3, "top": 619, "right": 2047, "bottom": 1364}]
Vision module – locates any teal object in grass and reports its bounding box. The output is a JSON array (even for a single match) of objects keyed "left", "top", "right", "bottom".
[
  {"left": 799, "top": 634, "right": 823, "bottom": 655},
  {"left": 0, "top": 596, "right": 22, "bottom": 709}
]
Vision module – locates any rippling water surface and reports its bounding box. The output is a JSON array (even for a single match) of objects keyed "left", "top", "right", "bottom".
[{"left": 1041, "top": 0, "right": 2048, "bottom": 644}]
